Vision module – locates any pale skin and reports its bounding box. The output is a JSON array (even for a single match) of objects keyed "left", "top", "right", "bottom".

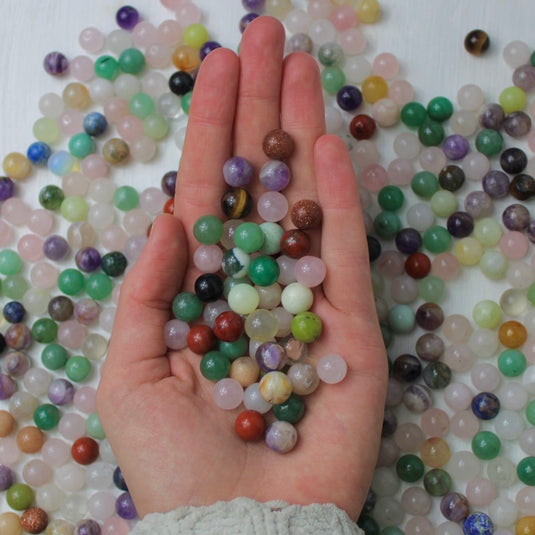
[{"left": 96, "top": 16, "right": 387, "bottom": 521}]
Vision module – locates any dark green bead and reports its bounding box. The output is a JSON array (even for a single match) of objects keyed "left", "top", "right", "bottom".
[
  {"left": 65, "top": 356, "right": 92, "bottom": 382},
  {"left": 219, "top": 335, "right": 248, "bottom": 361},
  {"left": 119, "top": 48, "right": 146, "bottom": 74},
  {"left": 423, "top": 225, "right": 452, "bottom": 254},
  {"left": 423, "top": 468, "right": 452, "bottom": 496},
  {"left": 248, "top": 255, "right": 280, "bottom": 286},
  {"left": 427, "top": 96, "right": 453, "bottom": 122},
  {"left": 58, "top": 268, "right": 86, "bottom": 296},
  {"left": 373, "top": 211, "right": 402, "bottom": 240},
  {"left": 498, "top": 349, "right": 527, "bottom": 377},
  {"left": 400, "top": 101, "right": 427, "bottom": 128},
  {"left": 34, "top": 403, "right": 61, "bottom": 430},
  {"left": 95, "top": 55, "right": 120, "bottom": 80},
  {"left": 526, "top": 400, "right": 535, "bottom": 426},
  {"left": 101, "top": 251, "right": 128, "bottom": 277},
  {"left": 358, "top": 516, "right": 379, "bottom": 535},
  {"left": 172, "top": 292, "right": 203, "bottom": 322},
  {"left": 396, "top": 454, "right": 425, "bottom": 482},
  {"left": 418, "top": 120, "right": 445, "bottom": 146},
  {"left": 39, "top": 184, "right": 65, "bottom": 210},
  {"left": 31, "top": 318, "right": 58, "bottom": 343},
  {"left": 86, "top": 273, "right": 113, "bottom": 300},
  {"left": 41, "top": 344, "right": 69, "bottom": 370},
  {"left": 273, "top": 393, "right": 305, "bottom": 423},
  {"left": 517, "top": 456, "right": 535, "bottom": 485},
  {"left": 193, "top": 215, "right": 223, "bottom": 245},
  {"left": 472, "top": 430, "right": 501, "bottom": 460},
  {"left": 200, "top": 351, "right": 230, "bottom": 381},
  {"left": 378, "top": 185, "right": 404, "bottom": 211},
  {"left": 476, "top": 129, "right": 504, "bottom": 156},
  {"left": 6, "top": 483, "right": 34, "bottom": 510},
  {"left": 411, "top": 171, "right": 439, "bottom": 198}
]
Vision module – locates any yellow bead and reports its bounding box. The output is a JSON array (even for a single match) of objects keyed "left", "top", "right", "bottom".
[
  {"left": 362, "top": 75, "right": 388, "bottom": 103},
  {"left": 453, "top": 237, "right": 483, "bottom": 266},
  {"left": 2, "top": 152, "right": 31, "bottom": 180},
  {"left": 420, "top": 436, "right": 451, "bottom": 468},
  {"left": 356, "top": 0, "right": 381, "bottom": 23},
  {"left": 265, "top": 0, "right": 293, "bottom": 18},
  {"left": 0, "top": 512, "right": 22, "bottom": 535},
  {"left": 62, "top": 82, "right": 91, "bottom": 110},
  {"left": 517, "top": 517, "right": 535, "bottom": 535},
  {"left": 183, "top": 23, "right": 209, "bottom": 49},
  {"left": 172, "top": 44, "right": 201, "bottom": 72},
  {"left": 499, "top": 86, "right": 526, "bottom": 113}
]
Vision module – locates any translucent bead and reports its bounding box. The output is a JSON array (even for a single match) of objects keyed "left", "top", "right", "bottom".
[
  {"left": 471, "top": 363, "right": 501, "bottom": 391},
  {"left": 394, "top": 132, "right": 421, "bottom": 159},
  {"left": 507, "top": 261, "right": 535, "bottom": 289},
  {"left": 394, "top": 422, "right": 424, "bottom": 452},
  {"left": 488, "top": 497, "right": 518, "bottom": 528},
  {"left": 497, "top": 381, "right": 527, "bottom": 411},
  {"left": 371, "top": 467, "right": 400, "bottom": 497},
  {"left": 447, "top": 450, "right": 481, "bottom": 481},
  {"left": 373, "top": 53, "right": 399, "bottom": 80},
  {"left": 330, "top": 5, "right": 357, "bottom": 31},
  {"left": 175, "top": 1, "right": 202, "bottom": 26},
  {"left": 449, "top": 410, "right": 479, "bottom": 439},
  {"left": 158, "top": 20, "right": 183, "bottom": 47},
  {"left": 307, "top": 0, "right": 333, "bottom": 19},
  {"left": 436, "top": 522, "right": 463, "bottom": 535},
  {"left": 421, "top": 408, "right": 449, "bottom": 437},
  {"left": 70, "top": 55, "right": 95, "bottom": 82},
  {"left": 503, "top": 40, "right": 531, "bottom": 68},
  {"left": 123, "top": 209, "right": 151, "bottom": 234},
  {"left": 23, "top": 459, "right": 53, "bottom": 487},
  {"left": 23, "top": 368, "right": 51, "bottom": 396},
  {"left": 2, "top": 198, "right": 31, "bottom": 226},
  {"left": 79, "top": 27, "right": 105, "bottom": 53},
  {"left": 449, "top": 110, "right": 478, "bottom": 136},
  {"left": 494, "top": 410, "right": 524, "bottom": 440},
  {"left": 487, "top": 457, "right": 517, "bottom": 488},
  {"left": 406, "top": 203, "right": 435, "bottom": 232},
  {"left": 466, "top": 477, "right": 497, "bottom": 507},
  {"left": 419, "top": 146, "right": 446, "bottom": 174},
  {"left": 457, "top": 84, "right": 485, "bottom": 111},
  {"left": 61, "top": 493, "right": 88, "bottom": 522},
  {"left": 213, "top": 378, "right": 244, "bottom": 410},
  {"left": 405, "top": 516, "right": 434, "bottom": 535},
  {"left": 401, "top": 486, "right": 432, "bottom": 515},
  {"left": 468, "top": 328, "right": 498, "bottom": 358},
  {"left": 344, "top": 56, "right": 372, "bottom": 84},
  {"left": 88, "top": 78, "right": 114, "bottom": 104},
  {"left": 317, "top": 354, "right": 347, "bottom": 384},
  {"left": 36, "top": 483, "right": 66, "bottom": 512},
  {"left": 516, "top": 487, "right": 535, "bottom": 514},
  {"left": 373, "top": 497, "right": 404, "bottom": 527},
  {"left": 39, "top": 93, "right": 65, "bottom": 118},
  {"left": 339, "top": 28, "right": 367, "bottom": 55}
]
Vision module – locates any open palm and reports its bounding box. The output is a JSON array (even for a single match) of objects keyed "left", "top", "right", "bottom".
[{"left": 96, "top": 16, "right": 387, "bottom": 521}]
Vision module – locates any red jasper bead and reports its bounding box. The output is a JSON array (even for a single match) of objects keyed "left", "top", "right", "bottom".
[
  {"left": 71, "top": 436, "right": 99, "bottom": 465},
  {"left": 349, "top": 114, "right": 376, "bottom": 140},
  {"left": 405, "top": 252, "right": 431, "bottom": 279},
  {"left": 164, "top": 197, "right": 174, "bottom": 215},
  {"left": 280, "top": 229, "right": 311, "bottom": 259},
  {"left": 234, "top": 410, "right": 266, "bottom": 441},
  {"left": 187, "top": 324, "right": 216, "bottom": 354},
  {"left": 213, "top": 311, "right": 244, "bottom": 342}
]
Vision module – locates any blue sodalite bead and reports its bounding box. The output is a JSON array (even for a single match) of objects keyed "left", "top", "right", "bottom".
[{"left": 471, "top": 392, "right": 500, "bottom": 420}]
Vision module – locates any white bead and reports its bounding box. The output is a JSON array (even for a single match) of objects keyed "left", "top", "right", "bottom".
[{"left": 281, "top": 282, "right": 313, "bottom": 314}]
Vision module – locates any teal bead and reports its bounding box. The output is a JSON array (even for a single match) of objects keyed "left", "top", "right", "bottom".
[
  {"left": 34, "top": 403, "right": 61, "bottom": 430},
  {"left": 86, "top": 412, "right": 106, "bottom": 439},
  {"left": 472, "top": 430, "right": 501, "bottom": 460},
  {"left": 259, "top": 222, "right": 284, "bottom": 255},
  {"left": 476, "top": 129, "right": 504, "bottom": 156},
  {"left": 39, "top": 184, "right": 65, "bottom": 210},
  {"left": 291, "top": 312, "right": 323, "bottom": 343},
  {"left": 418, "top": 120, "right": 445, "bottom": 146},
  {"left": 378, "top": 185, "right": 404, "bottom": 211},
  {"left": 113, "top": 185, "right": 139, "bottom": 211},
  {"left": 526, "top": 400, "right": 535, "bottom": 426},
  {"left": 31, "top": 318, "right": 58, "bottom": 343},
  {"left": 423, "top": 468, "right": 452, "bottom": 496},
  {"left": 423, "top": 225, "right": 452, "bottom": 253},
  {"left": 234, "top": 222, "right": 265, "bottom": 253},
  {"left": 411, "top": 171, "right": 439, "bottom": 198},
  {"left": 248, "top": 255, "right": 280, "bottom": 286},
  {"left": 65, "top": 356, "right": 92, "bottom": 382},
  {"left": 119, "top": 48, "right": 146, "bottom": 74},
  {"left": 181, "top": 91, "right": 193, "bottom": 114},
  {"left": 6, "top": 483, "right": 34, "bottom": 510},
  {"left": 200, "top": 351, "right": 230, "bottom": 381},
  {"left": 3, "top": 275, "right": 29, "bottom": 299},
  {"left": 427, "top": 96, "right": 453, "bottom": 122},
  {"left": 172, "top": 292, "right": 203, "bottom": 321},
  {"left": 273, "top": 393, "right": 305, "bottom": 423},
  {"left": 517, "top": 456, "right": 535, "bottom": 486},
  {"left": 58, "top": 268, "right": 85, "bottom": 296},
  {"left": 373, "top": 211, "right": 402, "bottom": 240},
  {"left": 219, "top": 335, "right": 248, "bottom": 361},
  {"left": 41, "top": 344, "right": 69, "bottom": 370},
  {"left": 417, "top": 275, "right": 446, "bottom": 303},
  {"left": 321, "top": 66, "right": 346, "bottom": 94},
  {"left": 129, "top": 92, "right": 155, "bottom": 118},
  {"left": 498, "top": 349, "right": 527, "bottom": 377},
  {"left": 387, "top": 305, "right": 415, "bottom": 334},
  {"left": 86, "top": 273, "right": 113, "bottom": 300},
  {"left": 68, "top": 132, "right": 96, "bottom": 159},
  {"left": 396, "top": 454, "right": 425, "bottom": 482},
  {"left": 0, "top": 249, "right": 22, "bottom": 275},
  {"left": 95, "top": 55, "right": 120, "bottom": 80},
  {"left": 400, "top": 101, "right": 427, "bottom": 128},
  {"left": 194, "top": 215, "right": 223, "bottom": 245}
]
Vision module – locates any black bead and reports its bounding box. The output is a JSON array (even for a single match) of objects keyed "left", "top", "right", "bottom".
[
  {"left": 168, "top": 71, "right": 194, "bottom": 96},
  {"left": 500, "top": 147, "right": 527, "bottom": 175},
  {"left": 194, "top": 273, "right": 224, "bottom": 302},
  {"left": 392, "top": 353, "right": 422, "bottom": 383},
  {"left": 367, "top": 235, "right": 381, "bottom": 262},
  {"left": 439, "top": 165, "right": 465, "bottom": 192},
  {"left": 101, "top": 251, "right": 128, "bottom": 277},
  {"left": 446, "top": 211, "right": 474, "bottom": 238}
]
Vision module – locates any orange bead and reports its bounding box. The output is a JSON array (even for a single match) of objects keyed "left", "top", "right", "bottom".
[
  {"left": 172, "top": 44, "right": 201, "bottom": 72},
  {"left": 517, "top": 516, "right": 535, "bottom": 535},
  {"left": 0, "top": 410, "right": 15, "bottom": 437},
  {"left": 362, "top": 75, "right": 389, "bottom": 103},
  {"left": 164, "top": 197, "right": 174, "bottom": 215},
  {"left": 16, "top": 426, "right": 45, "bottom": 454},
  {"left": 499, "top": 320, "right": 527, "bottom": 348},
  {"left": 420, "top": 436, "right": 451, "bottom": 468}
]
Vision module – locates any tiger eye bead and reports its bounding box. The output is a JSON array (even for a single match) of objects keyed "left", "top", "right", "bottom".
[
  {"left": 262, "top": 129, "right": 295, "bottom": 160},
  {"left": 221, "top": 187, "right": 253, "bottom": 219},
  {"left": 464, "top": 29, "right": 490, "bottom": 56},
  {"left": 290, "top": 200, "right": 322, "bottom": 230}
]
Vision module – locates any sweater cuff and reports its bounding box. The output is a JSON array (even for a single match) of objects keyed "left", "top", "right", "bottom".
[{"left": 130, "top": 497, "right": 363, "bottom": 535}]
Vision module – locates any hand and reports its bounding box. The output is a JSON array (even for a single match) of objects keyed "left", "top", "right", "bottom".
[{"left": 96, "top": 16, "right": 387, "bottom": 521}]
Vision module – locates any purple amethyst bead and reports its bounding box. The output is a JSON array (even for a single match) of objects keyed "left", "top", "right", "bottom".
[
  {"left": 447, "top": 211, "right": 474, "bottom": 238},
  {"left": 75, "top": 247, "right": 102, "bottom": 272},
  {"left": 502, "top": 203, "right": 530, "bottom": 231},
  {"left": 255, "top": 342, "right": 287, "bottom": 371},
  {"left": 161, "top": 171, "right": 177, "bottom": 197},
  {"left": 336, "top": 85, "right": 363, "bottom": 112},
  {"left": 504, "top": 111, "right": 532, "bottom": 138},
  {"left": 265, "top": 421, "right": 297, "bottom": 453},
  {"left": 259, "top": 160, "right": 291, "bottom": 191},
  {"left": 0, "top": 465, "right": 14, "bottom": 490},
  {"left": 200, "top": 41, "right": 222, "bottom": 61},
  {"left": 5, "top": 323, "right": 32, "bottom": 351},
  {"left": 116, "top": 5, "right": 139, "bottom": 30},
  {"left": 0, "top": 177, "right": 15, "bottom": 201},
  {"left": 43, "top": 235, "right": 70, "bottom": 261},
  {"left": 513, "top": 64, "right": 535, "bottom": 91},
  {"left": 482, "top": 170, "right": 510, "bottom": 199},
  {"left": 240, "top": 13, "right": 259, "bottom": 33},
  {"left": 3, "top": 351, "right": 31, "bottom": 377},
  {"left": 76, "top": 519, "right": 101, "bottom": 535},
  {"left": 440, "top": 492, "right": 470, "bottom": 522},
  {"left": 223, "top": 156, "right": 254, "bottom": 187},
  {"left": 442, "top": 134, "right": 470, "bottom": 160},
  {"left": 479, "top": 103, "right": 505, "bottom": 130},
  {"left": 242, "top": 0, "right": 265, "bottom": 12},
  {"left": 0, "top": 374, "right": 16, "bottom": 400},
  {"left": 528, "top": 220, "right": 535, "bottom": 244},
  {"left": 116, "top": 491, "right": 138, "bottom": 520},
  {"left": 395, "top": 228, "right": 422, "bottom": 254},
  {"left": 43, "top": 51, "right": 69, "bottom": 75},
  {"left": 464, "top": 190, "right": 493, "bottom": 219},
  {"left": 48, "top": 378, "right": 75, "bottom": 406}
]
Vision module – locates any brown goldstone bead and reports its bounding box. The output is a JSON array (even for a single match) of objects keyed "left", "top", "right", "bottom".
[
  {"left": 20, "top": 507, "right": 48, "bottom": 534},
  {"left": 262, "top": 129, "right": 295, "bottom": 160},
  {"left": 290, "top": 199, "right": 322, "bottom": 230}
]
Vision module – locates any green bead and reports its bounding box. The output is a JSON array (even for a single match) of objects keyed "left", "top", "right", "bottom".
[
  {"left": 291, "top": 312, "right": 323, "bottom": 343},
  {"left": 61, "top": 195, "right": 89, "bottom": 222},
  {"left": 6, "top": 483, "right": 34, "bottom": 510},
  {"left": 39, "top": 184, "right": 65, "bottom": 210},
  {"left": 248, "top": 256, "right": 280, "bottom": 286},
  {"left": 143, "top": 114, "right": 169, "bottom": 140},
  {"left": 41, "top": 344, "right": 69, "bottom": 370},
  {"left": 479, "top": 251, "right": 508, "bottom": 280},
  {"left": 58, "top": 268, "right": 86, "bottom": 296},
  {"left": 193, "top": 215, "right": 223, "bottom": 245},
  {"left": 101, "top": 251, "right": 128, "bottom": 277},
  {"left": 119, "top": 48, "right": 146, "bottom": 74},
  {"left": 86, "top": 273, "right": 113, "bottom": 300},
  {"left": 234, "top": 222, "right": 265, "bottom": 253},
  {"left": 400, "top": 101, "right": 427, "bottom": 128},
  {"left": 34, "top": 403, "right": 61, "bottom": 430},
  {"left": 411, "top": 171, "right": 439, "bottom": 198},
  {"left": 273, "top": 393, "right": 305, "bottom": 423},
  {"left": 498, "top": 349, "right": 527, "bottom": 377},
  {"left": 417, "top": 275, "right": 446, "bottom": 302},
  {"left": 423, "top": 468, "right": 452, "bottom": 496},
  {"left": 429, "top": 190, "right": 457, "bottom": 218},
  {"left": 396, "top": 454, "right": 425, "bottom": 482},
  {"left": 472, "top": 430, "right": 501, "bottom": 460},
  {"left": 317, "top": 42, "right": 343, "bottom": 66},
  {"left": 259, "top": 222, "right": 284, "bottom": 255},
  {"left": 321, "top": 66, "right": 346, "bottom": 94},
  {"left": 0, "top": 249, "right": 22, "bottom": 275},
  {"left": 172, "top": 291, "right": 203, "bottom": 321},
  {"left": 95, "top": 55, "right": 120, "bottom": 80},
  {"left": 423, "top": 225, "right": 452, "bottom": 253},
  {"left": 427, "top": 96, "right": 453, "bottom": 122},
  {"left": 528, "top": 283, "right": 535, "bottom": 305},
  {"left": 219, "top": 335, "right": 248, "bottom": 361},
  {"left": 3, "top": 275, "right": 29, "bottom": 299},
  {"left": 129, "top": 92, "right": 155, "bottom": 118},
  {"left": 517, "top": 456, "right": 535, "bottom": 485},
  {"left": 473, "top": 217, "right": 502, "bottom": 247},
  {"left": 183, "top": 23, "right": 209, "bottom": 48},
  {"left": 499, "top": 86, "right": 527, "bottom": 113},
  {"left": 378, "top": 185, "right": 404, "bottom": 211},
  {"left": 86, "top": 412, "right": 106, "bottom": 439},
  {"left": 200, "top": 351, "right": 230, "bottom": 381},
  {"left": 358, "top": 515, "right": 379, "bottom": 535},
  {"left": 68, "top": 132, "right": 95, "bottom": 158},
  {"left": 113, "top": 185, "right": 139, "bottom": 211},
  {"left": 418, "top": 120, "right": 445, "bottom": 146},
  {"left": 181, "top": 91, "right": 193, "bottom": 114},
  {"left": 472, "top": 300, "right": 502, "bottom": 329},
  {"left": 65, "top": 356, "right": 92, "bottom": 382},
  {"left": 387, "top": 304, "right": 415, "bottom": 334},
  {"left": 526, "top": 400, "right": 535, "bottom": 426},
  {"left": 475, "top": 129, "right": 503, "bottom": 156},
  {"left": 31, "top": 318, "right": 58, "bottom": 343},
  {"left": 373, "top": 211, "right": 402, "bottom": 240}
]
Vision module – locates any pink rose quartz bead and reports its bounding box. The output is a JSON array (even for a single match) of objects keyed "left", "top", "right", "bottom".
[
  {"left": 330, "top": 6, "right": 357, "bottom": 31},
  {"left": 62, "top": 172, "right": 90, "bottom": 197},
  {"left": 443, "top": 343, "right": 474, "bottom": 373},
  {"left": 257, "top": 191, "right": 289, "bottom": 222},
  {"left": 421, "top": 408, "right": 449, "bottom": 437},
  {"left": 70, "top": 55, "right": 95, "bottom": 82},
  {"left": 377, "top": 250, "right": 405, "bottom": 278},
  {"left": 419, "top": 146, "right": 446, "bottom": 174},
  {"left": 41, "top": 438, "right": 70, "bottom": 467},
  {"left": 102, "top": 517, "right": 131, "bottom": 535},
  {"left": 133, "top": 21, "right": 160, "bottom": 47},
  {"left": 389, "top": 80, "right": 415, "bottom": 106},
  {"left": 17, "top": 234, "right": 44, "bottom": 262},
  {"left": 316, "top": 354, "right": 347, "bottom": 384},
  {"left": 213, "top": 378, "right": 244, "bottom": 410},
  {"left": 59, "top": 110, "right": 84, "bottom": 135},
  {"left": 103, "top": 98, "right": 130, "bottom": 124},
  {"left": 100, "top": 225, "right": 128, "bottom": 251},
  {"left": 394, "top": 133, "right": 420, "bottom": 159},
  {"left": 432, "top": 252, "right": 461, "bottom": 280},
  {"left": 74, "top": 387, "right": 97, "bottom": 414},
  {"left": 461, "top": 153, "right": 490, "bottom": 181},
  {"left": 394, "top": 422, "right": 425, "bottom": 452},
  {"left": 28, "top": 209, "right": 54, "bottom": 237},
  {"left": 372, "top": 53, "right": 400, "bottom": 79},
  {"left": 387, "top": 158, "right": 414, "bottom": 186},
  {"left": 0, "top": 220, "right": 13, "bottom": 246},
  {"left": 443, "top": 314, "right": 472, "bottom": 343},
  {"left": 0, "top": 437, "right": 20, "bottom": 464},
  {"left": 164, "top": 319, "right": 190, "bottom": 350},
  {"left": 123, "top": 209, "right": 151, "bottom": 235},
  {"left": 79, "top": 27, "right": 105, "bottom": 53},
  {"left": 193, "top": 245, "right": 223, "bottom": 272},
  {"left": 444, "top": 382, "right": 473, "bottom": 411},
  {"left": 339, "top": 28, "right": 367, "bottom": 55},
  {"left": 23, "top": 459, "right": 53, "bottom": 486},
  {"left": 401, "top": 487, "right": 432, "bottom": 515},
  {"left": 353, "top": 140, "right": 379, "bottom": 168},
  {"left": 450, "top": 410, "right": 479, "bottom": 439},
  {"left": 360, "top": 164, "right": 388, "bottom": 192},
  {"left": 465, "top": 477, "right": 497, "bottom": 507},
  {"left": 405, "top": 516, "right": 434, "bottom": 535},
  {"left": 158, "top": 20, "right": 183, "bottom": 47},
  {"left": 117, "top": 115, "right": 144, "bottom": 142},
  {"left": 471, "top": 363, "right": 501, "bottom": 391},
  {"left": 146, "top": 44, "right": 172, "bottom": 69},
  {"left": 294, "top": 256, "right": 326, "bottom": 287},
  {"left": 516, "top": 487, "right": 535, "bottom": 515},
  {"left": 499, "top": 231, "right": 529, "bottom": 259},
  {"left": 2, "top": 198, "right": 30, "bottom": 226},
  {"left": 82, "top": 155, "right": 109, "bottom": 179},
  {"left": 307, "top": 0, "right": 332, "bottom": 19},
  {"left": 140, "top": 187, "right": 167, "bottom": 214},
  {"left": 31, "top": 262, "right": 59, "bottom": 290},
  {"left": 175, "top": 2, "right": 202, "bottom": 26},
  {"left": 390, "top": 275, "right": 418, "bottom": 304},
  {"left": 58, "top": 320, "right": 87, "bottom": 350}
]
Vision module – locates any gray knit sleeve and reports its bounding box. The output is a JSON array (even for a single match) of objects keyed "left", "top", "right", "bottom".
[{"left": 130, "top": 497, "right": 364, "bottom": 535}]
